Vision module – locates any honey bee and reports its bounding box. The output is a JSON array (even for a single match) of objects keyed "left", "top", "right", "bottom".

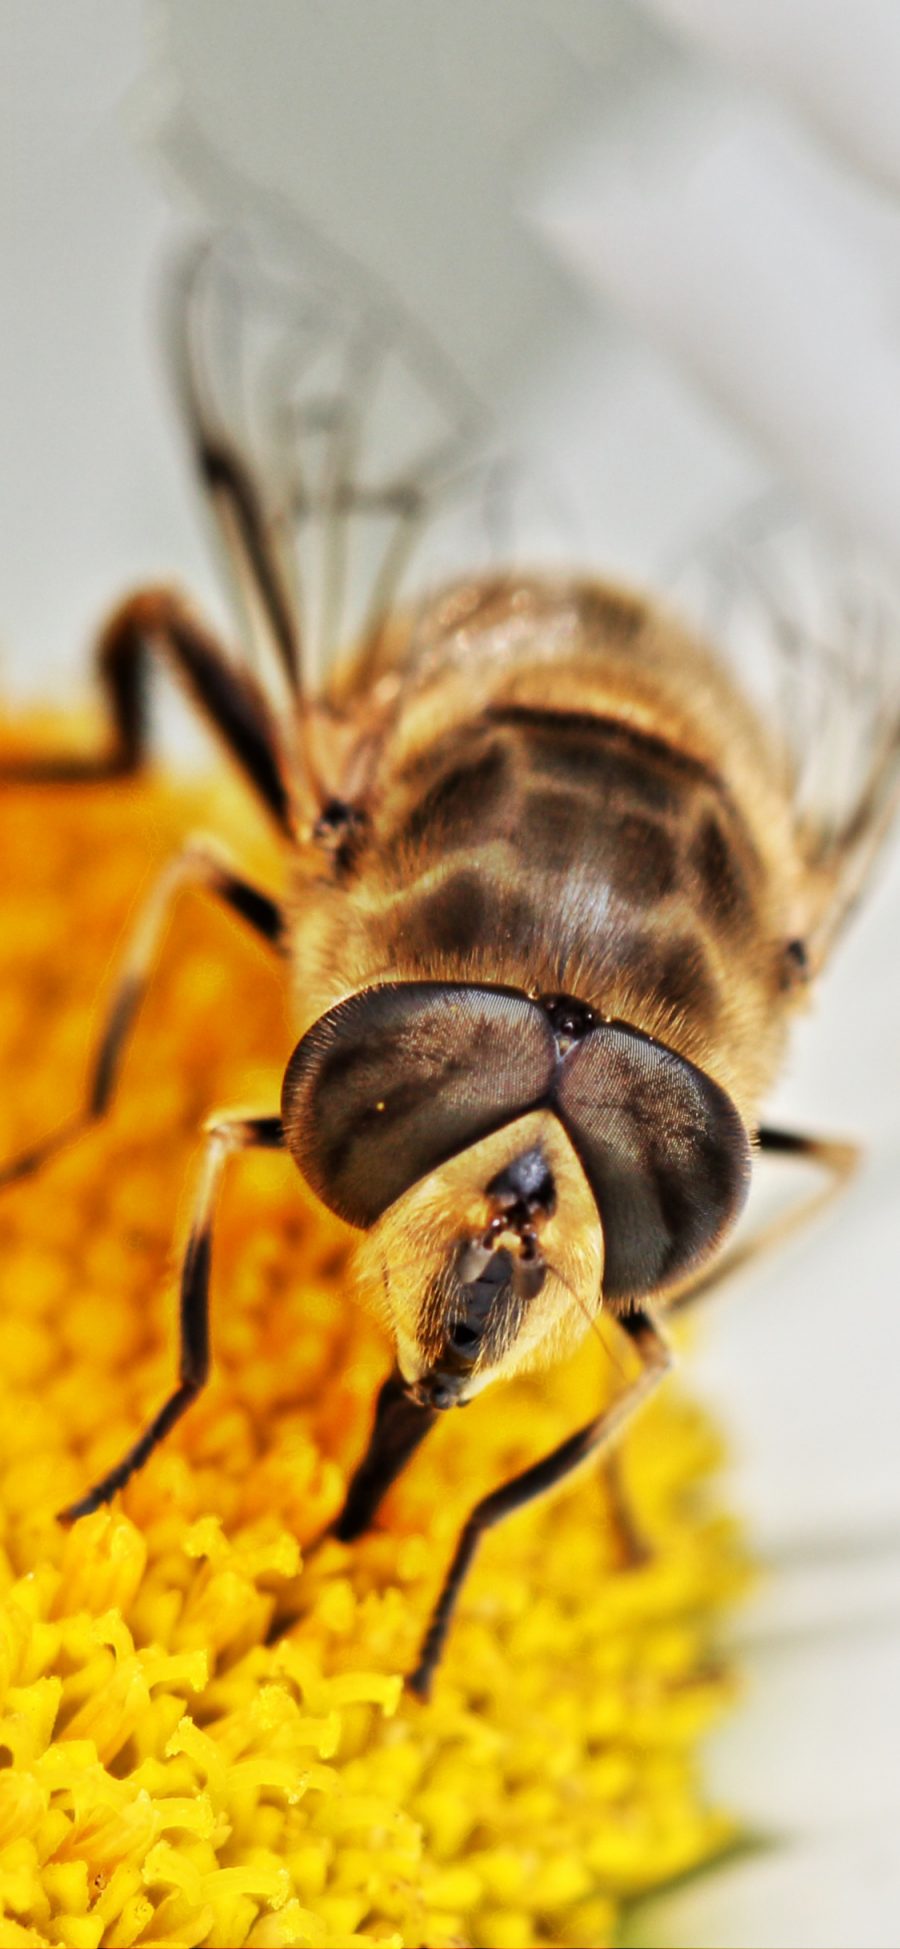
[{"left": 3, "top": 227, "right": 898, "bottom": 1695}]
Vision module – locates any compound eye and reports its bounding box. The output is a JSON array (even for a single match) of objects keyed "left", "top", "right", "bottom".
[
  {"left": 555, "top": 1023, "right": 750, "bottom": 1300},
  {"left": 282, "top": 983, "right": 555, "bottom": 1227}
]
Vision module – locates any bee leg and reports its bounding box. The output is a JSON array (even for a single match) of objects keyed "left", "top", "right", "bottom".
[
  {"left": 266, "top": 1370, "right": 440, "bottom": 1647},
  {"left": 0, "top": 587, "right": 293, "bottom": 835},
  {"left": 408, "top": 1308, "right": 672, "bottom": 1700},
  {"left": 756, "top": 1126, "right": 859, "bottom": 1185},
  {"left": 333, "top": 1367, "right": 440, "bottom": 1542},
  {"left": 601, "top": 1449, "right": 652, "bottom": 1570},
  {"left": 58, "top": 1112, "right": 284, "bottom": 1521},
  {"left": 599, "top": 1131, "right": 860, "bottom": 1573},
  {"left": 666, "top": 1126, "right": 860, "bottom": 1317},
  {"left": 0, "top": 833, "right": 285, "bottom": 1188}
]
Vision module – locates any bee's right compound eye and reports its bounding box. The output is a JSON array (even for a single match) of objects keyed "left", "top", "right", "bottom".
[
  {"left": 555, "top": 1023, "right": 751, "bottom": 1300},
  {"left": 282, "top": 983, "right": 556, "bottom": 1227}
]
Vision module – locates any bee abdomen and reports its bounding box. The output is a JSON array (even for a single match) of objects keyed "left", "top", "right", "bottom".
[{"left": 347, "top": 694, "right": 788, "bottom": 1090}]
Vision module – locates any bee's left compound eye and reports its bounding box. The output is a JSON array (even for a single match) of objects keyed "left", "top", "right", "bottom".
[{"left": 282, "top": 983, "right": 555, "bottom": 1227}]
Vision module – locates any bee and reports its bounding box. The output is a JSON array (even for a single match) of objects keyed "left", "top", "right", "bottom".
[{"left": 3, "top": 226, "right": 898, "bottom": 1696}]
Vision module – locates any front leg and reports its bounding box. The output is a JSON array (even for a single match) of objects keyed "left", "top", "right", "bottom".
[
  {"left": 333, "top": 1366, "right": 440, "bottom": 1542},
  {"left": 409, "top": 1307, "right": 672, "bottom": 1699},
  {"left": 59, "top": 1111, "right": 285, "bottom": 1521}
]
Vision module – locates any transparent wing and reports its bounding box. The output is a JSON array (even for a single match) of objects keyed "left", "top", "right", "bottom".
[
  {"left": 171, "top": 219, "right": 497, "bottom": 717},
  {"left": 673, "top": 497, "right": 900, "bottom": 968}
]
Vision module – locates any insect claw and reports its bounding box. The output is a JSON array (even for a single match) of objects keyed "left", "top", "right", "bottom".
[
  {"left": 56, "top": 1488, "right": 103, "bottom": 1526},
  {"left": 0, "top": 1116, "right": 83, "bottom": 1190},
  {"left": 404, "top": 1663, "right": 433, "bottom": 1703}
]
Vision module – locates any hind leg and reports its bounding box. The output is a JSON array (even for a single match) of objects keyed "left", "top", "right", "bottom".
[
  {"left": 667, "top": 1126, "right": 860, "bottom": 1316},
  {"left": 1, "top": 586, "right": 294, "bottom": 834}
]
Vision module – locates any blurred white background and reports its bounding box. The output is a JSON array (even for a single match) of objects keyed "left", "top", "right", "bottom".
[{"left": 3, "top": 5, "right": 900, "bottom": 1944}]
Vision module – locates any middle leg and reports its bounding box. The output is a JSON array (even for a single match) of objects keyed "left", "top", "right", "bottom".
[
  {"left": 0, "top": 833, "right": 286, "bottom": 1187},
  {"left": 59, "top": 1111, "right": 285, "bottom": 1521}
]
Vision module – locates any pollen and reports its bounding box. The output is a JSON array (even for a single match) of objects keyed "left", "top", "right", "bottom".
[{"left": 0, "top": 718, "right": 747, "bottom": 1948}]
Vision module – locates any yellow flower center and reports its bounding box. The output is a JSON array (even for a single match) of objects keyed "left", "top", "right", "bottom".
[{"left": 0, "top": 726, "right": 746, "bottom": 1948}]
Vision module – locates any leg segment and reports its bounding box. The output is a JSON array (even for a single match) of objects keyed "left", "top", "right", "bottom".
[
  {"left": 408, "top": 1308, "right": 672, "bottom": 1699},
  {"left": 58, "top": 1112, "right": 285, "bottom": 1521},
  {"left": 333, "top": 1367, "right": 440, "bottom": 1542},
  {"left": 667, "top": 1125, "right": 860, "bottom": 1316},
  {"left": 1, "top": 587, "right": 293, "bottom": 834},
  {"left": 601, "top": 1446, "right": 652, "bottom": 1570},
  {"left": 0, "top": 834, "right": 285, "bottom": 1187},
  {"left": 597, "top": 1127, "right": 859, "bottom": 1574}
]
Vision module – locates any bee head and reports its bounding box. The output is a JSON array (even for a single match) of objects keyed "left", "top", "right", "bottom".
[
  {"left": 359, "top": 1115, "right": 605, "bottom": 1403},
  {"left": 282, "top": 979, "right": 751, "bottom": 1402}
]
